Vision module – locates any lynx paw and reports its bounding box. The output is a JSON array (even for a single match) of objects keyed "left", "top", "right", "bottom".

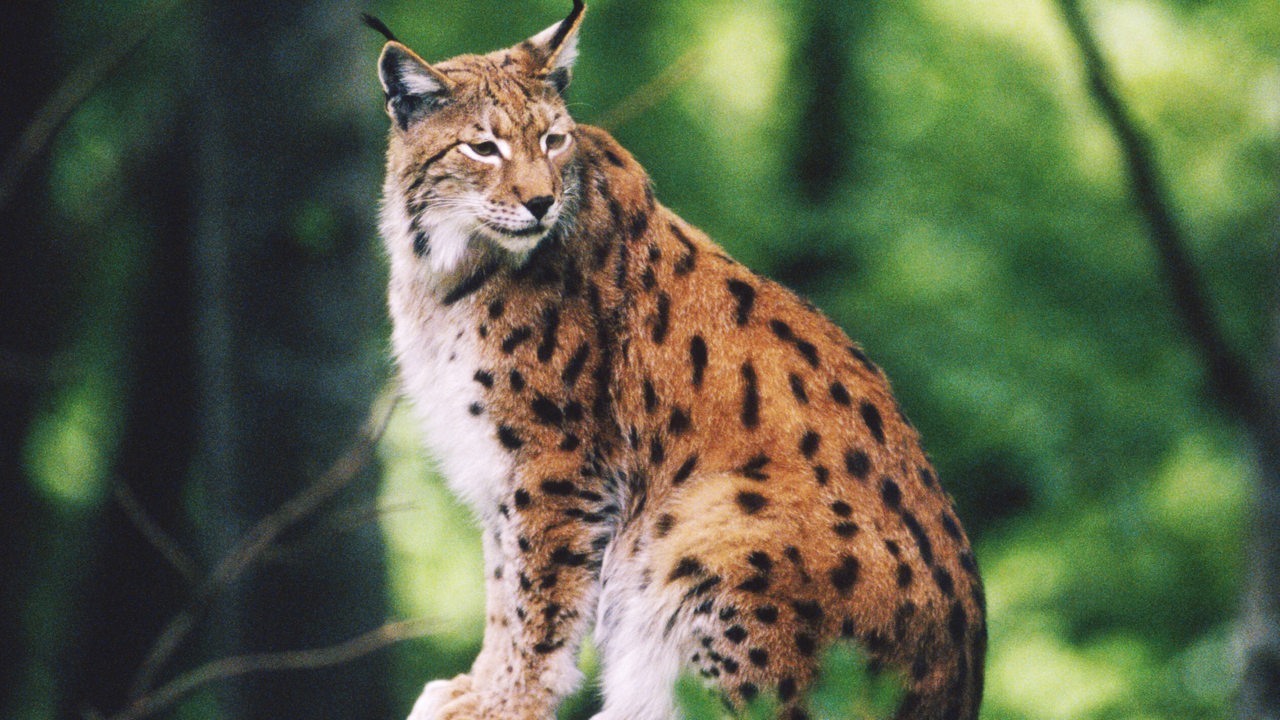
[{"left": 406, "top": 675, "right": 472, "bottom": 720}]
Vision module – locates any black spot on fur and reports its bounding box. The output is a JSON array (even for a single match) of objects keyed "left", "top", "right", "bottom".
[
  {"left": 789, "top": 373, "right": 809, "bottom": 404},
  {"left": 413, "top": 231, "right": 429, "bottom": 257},
  {"left": 791, "top": 600, "right": 823, "bottom": 622},
  {"left": 919, "top": 466, "right": 937, "bottom": 489},
  {"left": 769, "top": 319, "right": 794, "bottom": 340},
  {"left": 487, "top": 299, "right": 505, "bottom": 318},
  {"left": 668, "top": 407, "right": 692, "bottom": 435},
  {"left": 844, "top": 449, "right": 871, "bottom": 479},
  {"left": 778, "top": 677, "right": 797, "bottom": 702},
  {"left": 656, "top": 514, "right": 676, "bottom": 538},
  {"left": 739, "top": 683, "right": 759, "bottom": 702},
  {"left": 726, "top": 279, "right": 756, "bottom": 325},
  {"left": 508, "top": 369, "right": 526, "bottom": 392},
  {"left": 737, "top": 575, "right": 770, "bottom": 593},
  {"left": 652, "top": 292, "right": 671, "bottom": 344},
  {"left": 560, "top": 342, "right": 591, "bottom": 387},
  {"left": 670, "top": 556, "right": 705, "bottom": 580},
  {"left": 795, "top": 341, "right": 819, "bottom": 368},
  {"left": 474, "top": 370, "right": 494, "bottom": 388},
  {"left": 649, "top": 436, "right": 666, "bottom": 465},
  {"left": 942, "top": 512, "right": 963, "bottom": 541},
  {"left": 833, "top": 522, "right": 859, "bottom": 538},
  {"left": 847, "top": 344, "right": 878, "bottom": 373},
  {"left": 880, "top": 477, "right": 902, "bottom": 510},
  {"left": 794, "top": 632, "right": 817, "bottom": 656},
  {"left": 800, "top": 431, "right": 821, "bottom": 458},
  {"left": 550, "top": 545, "right": 588, "bottom": 566},
  {"left": 736, "top": 491, "right": 767, "bottom": 515},
  {"left": 948, "top": 601, "right": 968, "bottom": 644},
  {"left": 829, "top": 381, "right": 852, "bottom": 406},
  {"left": 497, "top": 425, "right": 523, "bottom": 450},
  {"left": 537, "top": 306, "right": 560, "bottom": 362},
  {"left": 831, "top": 500, "right": 853, "bottom": 517},
  {"left": 671, "top": 223, "right": 697, "bottom": 275},
  {"left": 740, "top": 362, "right": 760, "bottom": 429},
  {"left": 514, "top": 489, "right": 531, "bottom": 508},
  {"left": 829, "top": 555, "right": 860, "bottom": 595},
  {"left": 442, "top": 259, "right": 500, "bottom": 305},
  {"left": 748, "top": 648, "right": 769, "bottom": 667},
  {"left": 690, "top": 336, "right": 708, "bottom": 387},
  {"left": 894, "top": 600, "right": 917, "bottom": 641},
  {"left": 755, "top": 605, "right": 778, "bottom": 624},
  {"left": 813, "top": 465, "right": 830, "bottom": 485},
  {"left": 933, "top": 566, "right": 955, "bottom": 597},
  {"left": 501, "top": 326, "right": 534, "bottom": 354},
  {"left": 532, "top": 394, "right": 568, "bottom": 422},
  {"left": 468, "top": 402, "right": 483, "bottom": 416},
  {"left": 740, "top": 454, "right": 770, "bottom": 481},
  {"left": 724, "top": 626, "right": 747, "bottom": 644},
  {"left": 643, "top": 379, "right": 658, "bottom": 413},
  {"left": 540, "top": 479, "right": 576, "bottom": 496},
  {"left": 902, "top": 511, "right": 935, "bottom": 566},
  {"left": 860, "top": 401, "right": 886, "bottom": 444},
  {"left": 673, "top": 455, "right": 699, "bottom": 484},
  {"left": 897, "top": 563, "right": 913, "bottom": 588},
  {"left": 747, "top": 551, "right": 773, "bottom": 573}
]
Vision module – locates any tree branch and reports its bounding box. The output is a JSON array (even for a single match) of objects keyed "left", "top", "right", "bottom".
[
  {"left": 1055, "top": 0, "right": 1266, "bottom": 424},
  {"left": 597, "top": 48, "right": 702, "bottom": 131},
  {"left": 126, "top": 385, "right": 400, "bottom": 698},
  {"left": 0, "top": 0, "right": 183, "bottom": 213},
  {"left": 111, "top": 480, "right": 199, "bottom": 586},
  {"left": 104, "top": 619, "right": 434, "bottom": 720}
]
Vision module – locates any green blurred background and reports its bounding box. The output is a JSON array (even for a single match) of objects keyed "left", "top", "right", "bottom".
[{"left": 1, "top": 0, "right": 1276, "bottom": 718}]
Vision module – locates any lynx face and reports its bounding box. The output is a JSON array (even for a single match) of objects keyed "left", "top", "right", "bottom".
[{"left": 377, "top": 22, "right": 582, "bottom": 272}]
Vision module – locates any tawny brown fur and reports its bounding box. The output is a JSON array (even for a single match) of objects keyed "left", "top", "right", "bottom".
[{"left": 375, "top": 5, "right": 985, "bottom": 720}]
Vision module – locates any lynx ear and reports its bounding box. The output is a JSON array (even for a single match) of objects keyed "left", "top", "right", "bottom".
[
  {"left": 522, "top": 0, "right": 585, "bottom": 94},
  {"left": 377, "top": 41, "right": 455, "bottom": 129}
]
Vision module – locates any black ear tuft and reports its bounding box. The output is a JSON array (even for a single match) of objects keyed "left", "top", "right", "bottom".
[
  {"left": 361, "top": 13, "right": 399, "bottom": 43},
  {"left": 378, "top": 43, "right": 453, "bottom": 130}
]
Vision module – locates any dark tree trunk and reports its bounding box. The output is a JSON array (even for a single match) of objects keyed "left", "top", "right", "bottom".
[
  {"left": 775, "top": 0, "right": 868, "bottom": 298},
  {"left": 62, "top": 125, "right": 202, "bottom": 718},
  {"left": 1056, "top": 2, "right": 1280, "bottom": 715},
  {"left": 190, "top": 1, "right": 390, "bottom": 718},
  {"left": 0, "top": 2, "right": 70, "bottom": 712},
  {"left": 1238, "top": 218, "right": 1280, "bottom": 720}
]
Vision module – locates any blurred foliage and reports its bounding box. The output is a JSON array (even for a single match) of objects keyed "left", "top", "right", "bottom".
[{"left": 4, "top": 0, "right": 1277, "bottom": 718}]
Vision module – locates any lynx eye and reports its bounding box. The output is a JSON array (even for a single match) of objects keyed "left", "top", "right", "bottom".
[
  {"left": 468, "top": 141, "right": 501, "bottom": 157},
  {"left": 542, "top": 133, "right": 569, "bottom": 154}
]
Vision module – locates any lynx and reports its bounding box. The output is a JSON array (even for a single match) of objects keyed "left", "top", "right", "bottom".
[{"left": 369, "top": 4, "right": 985, "bottom": 719}]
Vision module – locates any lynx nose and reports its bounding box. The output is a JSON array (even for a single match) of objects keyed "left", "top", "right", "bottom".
[{"left": 523, "top": 196, "right": 554, "bottom": 221}]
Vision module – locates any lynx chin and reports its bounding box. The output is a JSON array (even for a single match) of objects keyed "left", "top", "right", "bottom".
[{"left": 368, "top": 3, "right": 985, "bottom": 719}]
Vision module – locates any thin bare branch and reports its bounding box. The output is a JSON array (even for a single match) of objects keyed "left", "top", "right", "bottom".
[
  {"left": 1056, "top": 0, "right": 1265, "bottom": 424},
  {"left": 0, "top": 0, "right": 183, "bottom": 213},
  {"left": 127, "top": 385, "right": 400, "bottom": 698},
  {"left": 109, "top": 619, "right": 434, "bottom": 720},
  {"left": 112, "top": 480, "right": 199, "bottom": 585},
  {"left": 597, "top": 48, "right": 703, "bottom": 131}
]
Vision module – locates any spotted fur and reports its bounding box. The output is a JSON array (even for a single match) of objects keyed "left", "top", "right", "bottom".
[{"left": 376, "top": 4, "right": 985, "bottom": 719}]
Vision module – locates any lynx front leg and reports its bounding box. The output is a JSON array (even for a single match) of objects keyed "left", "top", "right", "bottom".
[
  {"left": 408, "top": 531, "right": 520, "bottom": 720},
  {"left": 428, "top": 461, "right": 609, "bottom": 720}
]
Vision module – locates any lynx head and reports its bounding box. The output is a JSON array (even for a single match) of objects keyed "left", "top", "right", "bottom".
[{"left": 373, "top": 2, "right": 585, "bottom": 273}]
